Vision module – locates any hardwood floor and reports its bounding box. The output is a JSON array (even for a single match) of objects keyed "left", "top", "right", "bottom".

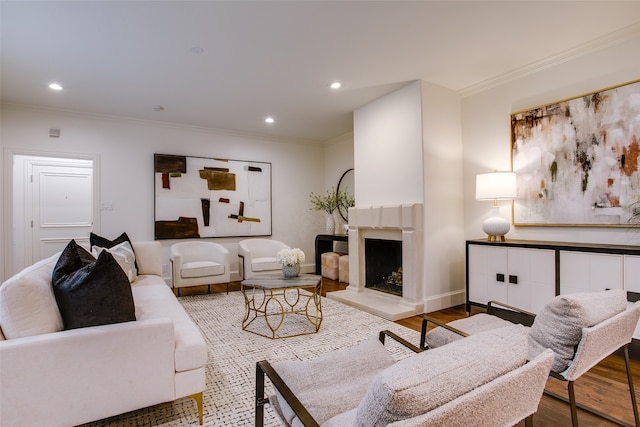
[{"left": 179, "top": 279, "right": 640, "bottom": 426}]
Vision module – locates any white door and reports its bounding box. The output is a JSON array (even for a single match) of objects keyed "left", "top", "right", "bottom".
[{"left": 27, "top": 159, "right": 94, "bottom": 263}]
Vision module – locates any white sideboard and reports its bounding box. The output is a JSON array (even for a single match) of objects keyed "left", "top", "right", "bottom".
[{"left": 466, "top": 239, "right": 640, "bottom": 340}]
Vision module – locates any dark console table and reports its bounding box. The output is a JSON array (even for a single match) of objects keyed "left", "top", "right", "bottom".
[{"left": 315, "top": 234, "right": 348, "bottom": 274}]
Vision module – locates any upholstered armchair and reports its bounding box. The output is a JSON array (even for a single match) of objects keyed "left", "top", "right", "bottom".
[
  {"left": 238, "top": 239, "right": 290, "bottom": 279},
  {"left": 170, "top": 241, "right": 230, "bottom": 295},
  {"left": 421, "top": 289, "right": 640, "bottom": 427},
  {"left": 256, "top": 325, "right": 554, "bottom": 427}
]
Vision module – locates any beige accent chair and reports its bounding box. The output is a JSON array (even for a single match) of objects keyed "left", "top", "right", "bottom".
[
  {"left": 256, "top": 325, "right": 554, "bottom": 427},
  {"left": 238, "top": 238, "right": 290, "bottom": 279},
  {"left": 170, "top": 241, "right": 230, "bottom": 296},
  {"left": 421, "top": 289, "right": 640, "bottom": 427}
]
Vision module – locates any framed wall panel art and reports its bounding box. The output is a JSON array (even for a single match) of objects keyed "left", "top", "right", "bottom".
[
  {"left": 154, "top": 154, "right": 272, "bottom": 239},
  {"left": 511, "top": 79, "right": 640, "bottom": 227}
]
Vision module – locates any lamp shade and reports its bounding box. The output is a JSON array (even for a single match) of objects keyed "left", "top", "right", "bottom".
[{"left": 476, "top": 172, "right": 517, "bottom": 201}]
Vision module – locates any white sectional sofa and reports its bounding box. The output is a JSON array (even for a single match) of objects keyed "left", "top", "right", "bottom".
[{"left": 0, "top": 241, "right": 208, "bottom": 427}]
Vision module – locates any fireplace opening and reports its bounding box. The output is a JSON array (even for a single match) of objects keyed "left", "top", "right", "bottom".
[{"left": 364, "top": 238, "right": 403, "bottom": 296}]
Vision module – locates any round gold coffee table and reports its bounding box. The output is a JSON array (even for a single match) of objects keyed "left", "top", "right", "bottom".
[{"left": 240, "top": 273, "right": 322, "bottom": 339}]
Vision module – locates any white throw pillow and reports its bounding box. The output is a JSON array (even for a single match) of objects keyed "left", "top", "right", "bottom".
[
  {"left": 528, "top": 289, "right": 627, "bottom": 373},
  {"left": 93, "top": 241, "right": 138, "bottom": 283},
  {"left": 0, "top": 253, "right": 64, "bottom": 339}
]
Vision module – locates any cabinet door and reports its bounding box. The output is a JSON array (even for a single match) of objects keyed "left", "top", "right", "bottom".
[
  {"left": 468, "top": 245, "right": 508, "bottom": 306},
  {"left": 624, "top": 255, "right": 640, "bottom": 340},
  {"left": 468, "top": 245, "right": 492, "bottom": 305},
  {"left": 486, "top": 247, "right": 509, "bottom": 305},
  {"left": 560, "top": 252, "right": 623, "bottom": 294},
  {"left": 624, "top": 255, "right": 640, "bottom": 293},
  {"left": 507, "top": 248, "right": 555, "bottom": 313}
]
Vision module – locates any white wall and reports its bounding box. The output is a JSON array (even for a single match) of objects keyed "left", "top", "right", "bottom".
[
  {"left": 323, "top": 132, "right": 354, "bottom": 234},
  {"left": 354, "top": 80, "right": 424, "bottom": 206},
  {"left": 462, "top": 36, "right": 640, "bottom": 247},
  {"left": 1, "top": 105, "right": 327, "bottom": 281},
  {"left": 421, "top": 82, "right": 465, "bottom": 309}
]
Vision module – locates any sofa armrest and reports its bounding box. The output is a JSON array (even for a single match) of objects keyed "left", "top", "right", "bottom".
[
  {"left": 0, "top": 318, "right": 176, "bottom": 427},
  {"left": 132, "top": 241, "right": 162, "bottom": 276}
]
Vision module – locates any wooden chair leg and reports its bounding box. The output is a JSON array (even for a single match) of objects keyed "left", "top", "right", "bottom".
[
  {"left": 524, "top": 414, "right": 534, "bottom": 427},
  {"left": 567, "top": 381, "right": 579, "bottom": 427},
  {"left": 623, "top": 345, "right": 640, "bottom": 427}
]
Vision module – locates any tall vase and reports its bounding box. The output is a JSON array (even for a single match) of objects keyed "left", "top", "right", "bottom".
[
  {"left": 325, "top": 212, "right": 335, "bottom": 235},
  {"left": 282, "top": 263, "right": 300, "bottom": 278}
]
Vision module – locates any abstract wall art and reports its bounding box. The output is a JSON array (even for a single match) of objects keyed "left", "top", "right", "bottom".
[
  {"left": 154, "top": 154, "right": 272, "bottom": 239},
  {"left": 511, "top": 79, "right": 640, "bottom": 226}
]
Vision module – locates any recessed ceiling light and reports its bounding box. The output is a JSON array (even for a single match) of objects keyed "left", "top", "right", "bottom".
[
  {"left": 265, "top": 117, "right": 275, "bottom": 124},
  {"left": 330, "top": 82, "right": 342, "bottom": 89},
  {"left": 49, "top": 83, "right": 63, "bottom": 90}
]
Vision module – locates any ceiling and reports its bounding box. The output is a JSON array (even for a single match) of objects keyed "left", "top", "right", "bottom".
[{"left": 2, "top": 1, "right": 640, "bottom": 143}]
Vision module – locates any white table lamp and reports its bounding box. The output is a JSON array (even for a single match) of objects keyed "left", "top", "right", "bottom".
[{"left": 476, "top": 172, "right": 517, "bottom": 242}]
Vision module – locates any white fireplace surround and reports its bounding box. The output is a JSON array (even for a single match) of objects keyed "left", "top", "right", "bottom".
[{"left": 327, "top": 204, "right": 424, "bottom": 321}]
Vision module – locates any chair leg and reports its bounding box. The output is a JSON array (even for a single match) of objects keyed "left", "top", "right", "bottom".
[
  {"left": 623, "top": 345, "right": 640, "bottom": 427},
  {"left": 208, "top": 284, "right": 211, "bottom": 294},
  {"left": 187, "top": 392, "right": 203, "bottom": 425},
  {"left": 177, "top": 288, "right": 181, "bottom": 297},
  {"left": 567, "top": 381, "right": 579, "bottom": 427},
  {"left": 524, "top": 414, "right": 534, "bottom": 427},
  {"left": 255, "top": 362, "right": 266, "bottom": 427},
  {"left": 420, "top": 318, "right": 428, "bottom": 349},
  {"left": 226, "top": 282, "right": 229, "bottom": 295}
]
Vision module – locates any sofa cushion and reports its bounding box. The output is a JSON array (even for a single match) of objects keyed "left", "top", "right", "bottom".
[
  {"left": 90, "top": 232, "right": 138, "bottom": 271},
  {"left": 528, "top": 288, "right": 627, "bottom": 373},
  {"left": 132, "top": 283, "right": 208, "bottom": 372},
  {"left": 181, "top": 260, "right": 225, "bottom": 278},
  {"left": 424, "top": 313, "right": 514, "bottom": 348},
  {"left": 356, "top": 324, "right": 528, "bottom": 426},
  {"left": 270, "top": 337, "right": 397, "bottom": 426},
  {"left": 252, "top": 257, "right": 280, "bottom": 272},
  {"left": 0, "top": 253, "right": 64, "bottom": 339},
  {"left": 93, "top": 241, "right": 138, "bottom": 283},
  {"left": 53, "top": 240, "right": 136, "bottom": 330}
]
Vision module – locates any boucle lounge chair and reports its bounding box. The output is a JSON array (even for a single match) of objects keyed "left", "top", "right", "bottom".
[
  {"left": 421, "top": 289, "right": 640, "bottom": 427},
  {"left": 255, "top": 325, "right": 554, "bottom": 427}
]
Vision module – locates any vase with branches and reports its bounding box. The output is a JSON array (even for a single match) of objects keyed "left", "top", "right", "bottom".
[
  {"left": 309, "top": 188, "right": 340, "bottom": 234},
  {"left": 625, "top": 194, "right": 640, "bottom": 226}
]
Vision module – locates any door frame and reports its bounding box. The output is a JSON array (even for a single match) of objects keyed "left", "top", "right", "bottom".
[{"left": 2, "top": 148, "right": 101, "bottom": 281}]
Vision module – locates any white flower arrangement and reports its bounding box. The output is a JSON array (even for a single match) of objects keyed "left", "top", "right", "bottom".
[{"left": 276, "top": 248, "right": 305, "bottom": 266}]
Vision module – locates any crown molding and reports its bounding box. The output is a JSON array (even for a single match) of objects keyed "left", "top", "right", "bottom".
[
  {"left": 458, "top": 22, "right": 640, "bottom": 98},
  {"left": 0, "top": 102, "right": 323, "bottom": 146}
]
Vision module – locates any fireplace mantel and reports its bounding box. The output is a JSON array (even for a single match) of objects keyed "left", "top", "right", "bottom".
[{"left": 327, "top": 204, "right": 424, "bottom": 321}]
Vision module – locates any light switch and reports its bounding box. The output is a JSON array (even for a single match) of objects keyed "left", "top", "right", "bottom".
[{"left": 100, "top": 201, "right": 114, "bottom": 211}]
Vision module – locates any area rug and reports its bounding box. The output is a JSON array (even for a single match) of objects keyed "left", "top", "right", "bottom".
[{"left": 80, "top": 291, "right": 420, "bottom": 427}]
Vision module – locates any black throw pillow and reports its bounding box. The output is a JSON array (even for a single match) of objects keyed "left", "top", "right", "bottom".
[
  {"left": 52, "top": 239, "right": 96, "bottom": 283},
  {"left": 90, "top": 232, "right": 138, "bottom": 270},
  {"left": 53, "top": 240, "right": 136, "bottom": 330}
]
